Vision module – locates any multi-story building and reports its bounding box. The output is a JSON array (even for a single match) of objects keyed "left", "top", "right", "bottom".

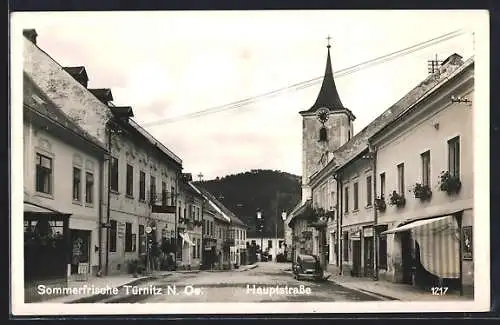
[
  {"left": 370, "top": 55, "right": 474, "bottom": 294},
  {"left": 23, "top": 29, "right": 184, "bottom": 276},
  {"left": 287, "top": 37, "right": 474, "bottom": 296},
  {"left": 23, "top": 71, "right": 108, "bottom": 301},
  {"left": 175, "top": 174, "right": 204, "bottom": 270}
]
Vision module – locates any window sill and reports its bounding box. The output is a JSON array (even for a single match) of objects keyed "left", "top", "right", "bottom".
[
  {"left": 85, "top": 203, "right": 94, "bottom": 208},
  {"left": 365, "top": 205, "right": 373, "bottom": 210},
  {"left": 35, "top": 191, "right": 54, "bottom": 200},
  {"left": 110, "top": 190, "right": 120, "bottom": 195},
  {"left": 352, "top": 209, "right": 359, "bottom": 213},
  {"left": 125, "top": 194, "right": 134, "bottom": 200},
  {"left": 72, "top": 200, "right": 83, "bottom": 206},
  {"left": 139, "top": 199, "right": 146, "bottom": 203}
]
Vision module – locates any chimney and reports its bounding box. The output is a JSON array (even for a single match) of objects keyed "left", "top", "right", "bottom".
[
  {"left": 63, "top": 66, "right": 89, "bottom": 88},
  {"left": 439, "top": 53, "right": 464, "bottom": 75},
  {"left": 23, "top": 29, "right": 38, "bottom": 44}
]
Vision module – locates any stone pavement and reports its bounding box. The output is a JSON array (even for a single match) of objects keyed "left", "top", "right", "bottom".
[
  {"left": 281, "top": 264, "right": 472, "bottom": 302},
  {"left": 324, "top": 265, "right": 472, "bottom": 301}
]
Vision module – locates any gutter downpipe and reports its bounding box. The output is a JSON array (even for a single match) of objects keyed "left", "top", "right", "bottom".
[
  {"left": 105, "top": 122, "right": 112, "bottom": 276},
  {"left": 369, "top": 143, "right": 379, "bottom": 281},
  {"left": 334, "top": 171, "right": 342, "bottom": 276},
  {"left": 98, "top": 152, "right": 104, "bottom": 276}
]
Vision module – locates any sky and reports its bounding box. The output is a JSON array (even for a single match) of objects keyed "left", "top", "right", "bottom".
[{"left": 14, "top": 10, "right": 485, "bottom": 180}]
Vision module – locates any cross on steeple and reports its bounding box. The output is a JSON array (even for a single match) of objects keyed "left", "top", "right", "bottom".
[
  {"left": 326, "top": 35, "right": 332, "bottom": 49},
  {"left": 197, "top": 172, "right": 204, "bottom": 182}
]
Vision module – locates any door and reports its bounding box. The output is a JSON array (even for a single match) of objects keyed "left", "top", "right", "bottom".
[
  {"left": 401, "top": 231, "right": 414, "bottom": 284},
  {"left": 364, "top": 237, "right": 374, "bottom": 278},
  {"left": 352, "top": 240, "right": 361, "bottom": 277},
  {"left": 70, "top": 229, "right": 91, "bottom": 274}
]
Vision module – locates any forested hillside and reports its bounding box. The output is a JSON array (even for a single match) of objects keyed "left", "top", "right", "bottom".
[{"left": 195, "top": 169, "right": 301, "bottom": 238}]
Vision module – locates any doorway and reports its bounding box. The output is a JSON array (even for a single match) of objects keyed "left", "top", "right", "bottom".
[
  {"left": 352, "top": 239, "right": 361, "bottom": 277},
  {"left": 70, "top": 229, "right": 91, "bottom": 275},
  {"left": 400, "top": 231, "right": 414, "bottom": 284},
  {"left": 363, "top": 236, "right": 374, "bottom": 278}
]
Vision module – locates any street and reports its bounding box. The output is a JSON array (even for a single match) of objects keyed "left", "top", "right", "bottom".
[{"left": 76, "top": 262, "right": 381, "bottom": 303}]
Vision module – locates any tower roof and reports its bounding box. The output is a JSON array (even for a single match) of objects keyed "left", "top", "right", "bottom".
[{"left": 303, "top": 45, "right": 346, "bottom": 114}]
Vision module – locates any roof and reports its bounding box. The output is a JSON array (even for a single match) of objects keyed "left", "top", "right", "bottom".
[
  {"left": 189, "top": 183, "right": 246, "bottom": 226},
  {"left": 288, "top": 199, "right": 312, "bottom": 227},
  {"left": 370, "top": 57, "right": 474, "bottom": 143},
  {"left": 300, "top": 47, "right": 347, "bottom": 114},
  {"left": 128, "top": 119, "right": 183, "bottom": 166},
  {"left": 23, "top": 72, "right": 107, "bottom": 151},
  {"left": 312, "top": 53, "right": 469, "bottom": 180}
]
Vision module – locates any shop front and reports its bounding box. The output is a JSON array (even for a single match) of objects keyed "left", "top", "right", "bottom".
[
  {"left": 24, "top": 200, "right": 71, "bottom": 302},
  {"left": 381, "top": 213, "right": 463, "bottom": 293}
]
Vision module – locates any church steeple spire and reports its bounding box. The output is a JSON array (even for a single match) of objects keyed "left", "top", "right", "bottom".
[{"left": 306, "top": 37, "right": 346, "bottom": 113}]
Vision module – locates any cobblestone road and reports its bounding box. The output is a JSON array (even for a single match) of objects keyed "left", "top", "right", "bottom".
[{"left": 80, "top": 263, "right": 381, "bottom": 303}]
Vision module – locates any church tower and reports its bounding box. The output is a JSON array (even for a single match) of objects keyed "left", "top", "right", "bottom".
[{"left": 300, "top": 38, "right": 356, "bottom": 202}]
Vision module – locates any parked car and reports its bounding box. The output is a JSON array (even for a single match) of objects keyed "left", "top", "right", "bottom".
[{"left": 292, "top": 254, "right": 327, "bottom": 281}]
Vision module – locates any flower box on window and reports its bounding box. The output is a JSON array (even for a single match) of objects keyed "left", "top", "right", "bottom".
[
  {"left": 412, "top": 183, "right": 433, "bottom": 201},
  {"left": 374, "top": 196, "right": 386, "bottom": 212},
  {"left": 389, "top": 190, "right": 406, "bottom": 208},
  {"left": 438, "top": 171, "right": 462, "bottom": 195}
]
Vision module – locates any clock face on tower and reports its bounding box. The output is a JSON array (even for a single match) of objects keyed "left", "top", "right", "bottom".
[{"left": 316, "top": 108, "right": 330, "bottom": 124}]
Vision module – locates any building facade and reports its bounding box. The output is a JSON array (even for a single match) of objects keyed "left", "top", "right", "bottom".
[
  {"left": 371, "top": 56, "right": 474, "bottom": 294},
  {"left": 23, "top": 71, "right": 108, "bottom": 300},
  {"left": 288, "top": 37, "right": 474, "bottom": 296}
]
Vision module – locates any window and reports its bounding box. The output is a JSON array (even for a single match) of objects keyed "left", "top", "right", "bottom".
[
  {"left": 73, "top": 167, "right": 81, "bottom": 201},
  {"left": 319, "top": 127, "right": 328, "bottom": 142},
  {"left": 344, "top": 187, "right": 349, "bottom": 213},
  {"left": 397, "top": 163, "right": 405, "bottom": 195},
  {"left": 126, "top": 164, "right": 134, "bottom": 197},
  {"left": 348, "top": 130, "right": 351, "bottom": 141},
  {"left": 85, "top": 172, "right": 94, "bottom": 204},
  {"left": 125, "top": 222, "right": 134, "bottom": 252},
  {"left": 268, "top": 240, "right": 273, "bottom": 248},
  {"left": 192, "top": 240, "right": 196, "bottom": 259},
  {"left": 366, "top": 175, "right": 372, "bottom": 207},
  {"left": 380, "top": 173, "right": 386, "bottom": 198},
  {"left": 162, "top": 181, "right": 167, "bottom": 206},
  {"left": 150, "top": 176, "right": 156, "bottom": 203},
  {"left": 353, "top": 182, "right": 359, "bottom": 210},
  {"left": 139, "top": 225, "right": 145, "bottom": 254},
  {"left": 110, "top": 157, "right": 119, "bottom": 192},
  {"left": 109, "top": 220, "right": 117, "bottom": 252},
  {"left": 378, "top": 226, "right": 388, "bottom": 270},
  {"left": 36, "top": 153, "right": 52, "bottom": 194},
  {"left": 421, "top": 151, "right": 431, "bottom": 186},
  {"left": 139, "top": 171, "right": 146, "bottom": 201},
  {"left": 448, "top": 137, "right": 460, "bottom": 178},
  {"left": 170, "top": 187, "right": 175, "bottom": 206},
  {"left": 343, "top": 232, "right": 349, "bottom": 261}
]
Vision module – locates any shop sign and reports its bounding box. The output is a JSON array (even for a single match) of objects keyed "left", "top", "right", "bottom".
[
  {"left": 349, "top": 229, "right": 361, "bottom": 238},
  {"left": 462, "top": 226, "right": 473, "bottom": 260},
  {"left": 363, "top": 228, "right": 373, "bottom": 237}
]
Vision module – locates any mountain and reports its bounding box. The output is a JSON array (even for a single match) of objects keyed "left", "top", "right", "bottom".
[{"left": 195, "top": 169, "right": 301, "bottom": 238}]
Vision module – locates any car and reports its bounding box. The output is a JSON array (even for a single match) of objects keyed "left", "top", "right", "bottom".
[{"left": 292, "top": 254, "right": 327, "bottom": 281}]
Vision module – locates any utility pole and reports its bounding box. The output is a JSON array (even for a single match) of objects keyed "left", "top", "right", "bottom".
[{"left": 275, "top": 190, "right": 279, "bottom": 262}]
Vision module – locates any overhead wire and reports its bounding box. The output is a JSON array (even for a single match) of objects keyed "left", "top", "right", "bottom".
[{"left": 141, "top": 29, "right": 467, "bottom": 127}]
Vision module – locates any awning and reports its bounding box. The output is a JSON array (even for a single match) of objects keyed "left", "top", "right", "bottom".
[
  {"left": 383, "top": 215, "right": 460, "bottom": 279},
  {"left": 381, "top": 216, "right": 450, "bottom": 234},
  {"left": 179, "top": 232, "right": 196, "bottom": 246},
  {"left": 23, "top": 201, "right": 71, "bottom": 220}
]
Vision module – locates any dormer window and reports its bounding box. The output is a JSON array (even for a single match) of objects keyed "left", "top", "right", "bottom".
[{"left": 319, "top": 127, "right": 328, "bottom": 142}]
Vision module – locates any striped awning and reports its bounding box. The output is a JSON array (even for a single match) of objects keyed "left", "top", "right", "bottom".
[{"left": 382, "top": 215, "right": 460, "bottom": 279}]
